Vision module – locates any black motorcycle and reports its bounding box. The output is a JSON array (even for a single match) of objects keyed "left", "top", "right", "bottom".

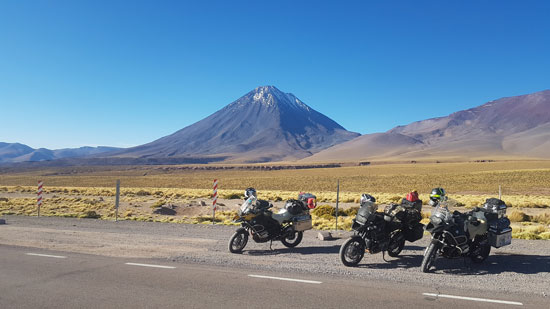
[
  {"left": 228, "top": 194, "right": 315, "bottom": 253},
  {"left": 339, "top": 195, "right": 424, "bottom": 267},
  {"left": 420, "top": 198, "right": 512, "bottom": 272}
]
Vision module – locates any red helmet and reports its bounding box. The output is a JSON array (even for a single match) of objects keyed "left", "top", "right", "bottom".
[{"left": 406, "top": 191, "right": 419, "bottom": 202}]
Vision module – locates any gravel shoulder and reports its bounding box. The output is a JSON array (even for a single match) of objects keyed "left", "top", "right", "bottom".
[{"left": 1, "top": 215, "right": 548, "bottom": 297}]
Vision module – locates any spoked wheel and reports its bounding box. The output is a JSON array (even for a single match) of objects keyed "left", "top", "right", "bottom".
[
  {"left": 228, "top": 228, "right": 249, "bottom": 253},
  {"left": 281, "top": 231, "right": 303, "bottom": 248},
  {"left": 420, "top": 241, "right": 439, "bottom": 272},
  {"left": 470, "top": 238, "right": 491, "bottom": 263},
  {"left": 339, "top": 236, "right": 366, "bottom": 267},
  {"left": 387, "top": 233, "right": 406, "bottom": 257}
]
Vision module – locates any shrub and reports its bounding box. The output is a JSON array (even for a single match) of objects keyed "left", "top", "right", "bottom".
[
  {"left": 343, "top": 207, "right": 359, "bottom": 217},
  {"left": 222, "top": 193, "right": 242, "bottom": 199},
  {"left": 531, "top": 213, "right": 550, "bottom": 225},
  {"left": 151, "top": 199, "right": 166, "bottom": 209},
  {"left": 389, "top": 195, "right": 402, "bottom": 203},
  {"left": 136, "top": 190, "right": 150, "bottom": 196},
  {"left": 508, "top": 211, "right": 530, "bottom": 222},
  {"left": 312, "top": 205, "right": 335, "bottom": 217},
  {"left": 79, "top": 210, "right": 101, "bottom": 219}
]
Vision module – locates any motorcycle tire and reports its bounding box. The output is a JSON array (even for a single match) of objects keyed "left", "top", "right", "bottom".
[
  {"left": 420, "top": 241, "right": 439, "bottom": 273},
  {"left": 387, "top": 233, "right": 405, "bottom": 257},
  {"left": 339, "top": 236, "right": 366, "bottom": 267},
  {"left": 281, "top": 231, "right": 303, "bottom": 248},
  {"left": 228, "top": 228, "right": 249, "bottom": 253},
  {"left": 470, "top": 241, "right": 491, "bottom": 263}
]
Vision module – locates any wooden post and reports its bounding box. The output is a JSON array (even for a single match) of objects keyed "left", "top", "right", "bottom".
[{"left": 115, "top": 180, "right": 120, "bottom": 222}]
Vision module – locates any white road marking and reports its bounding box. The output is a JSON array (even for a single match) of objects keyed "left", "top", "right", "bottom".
[
  {"left": 26, "top": 253, "right": 67, "bottom": 259},
  {"left": 125, "top": 263, "right": 176, "bottom": 269},
  {"left": 423, "top": 293, "right": 523, "bottom": 306},
  {"left": 248, "top": 274, "right": 322, "bottom": 284}
]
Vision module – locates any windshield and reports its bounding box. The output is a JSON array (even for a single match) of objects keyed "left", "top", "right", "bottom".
[
  {"left": 430, "top": 204, "right": 453, "bottom": 225},
  {"left": 240, "top": 196, "right": 257, "bottom": 215}
]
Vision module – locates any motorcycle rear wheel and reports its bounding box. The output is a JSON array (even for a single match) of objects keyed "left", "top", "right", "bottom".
[
  {"left": 228, "top": 228, "right": 249, "bottom": 253},
  {"left": 470, "top": 240, "right": 491, "bottom": 263},
  {"left": 420, "top": 241, "right": 439, "bottom": 273},
  {"left": 339, "top": 236, "right": 366, "bottom": 267},
  {"left": 281, "top": 231, "right": 303, "bottom": 248},
  {"left": 387, "top": 233, "right": 405, "bottom": 257}
]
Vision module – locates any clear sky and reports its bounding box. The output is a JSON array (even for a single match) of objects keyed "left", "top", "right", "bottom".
[{"left": 1, "top": 0, "right": 549, "bottom": 149}]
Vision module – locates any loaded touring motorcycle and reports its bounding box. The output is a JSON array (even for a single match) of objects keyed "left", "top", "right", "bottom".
[
  {"left": 339, "top": 193, "right": 425, "bottom": 267},
  {"left": 421, "top": 198, "right": 512, "bottom": 272},
  {"left": 228, "top": 191, "right": 316, "bottom": 253}
]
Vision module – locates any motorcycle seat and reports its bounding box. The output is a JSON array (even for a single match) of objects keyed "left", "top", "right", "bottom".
[{"left": 272, "top": 209, "right": 293, "bottom": 224}]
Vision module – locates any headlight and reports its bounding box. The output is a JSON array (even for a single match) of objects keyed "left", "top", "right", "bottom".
[{"left": 498, "top": 209, "right": 506, "bottom": 218}]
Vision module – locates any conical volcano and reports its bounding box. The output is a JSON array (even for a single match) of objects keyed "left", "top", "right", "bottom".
[{"left": 111, "top": 86, "right": 359, "bottom": 162}]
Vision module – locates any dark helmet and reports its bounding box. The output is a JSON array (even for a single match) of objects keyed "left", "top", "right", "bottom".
[
  {"left": 430, "top": 187, "right": 446, "bottom": 202},
  {"left": 360, "top": 193, "right": 376, "bottom": 204},
  {"left": 244, "top": 187, "right": 257, "bottom": 199}
]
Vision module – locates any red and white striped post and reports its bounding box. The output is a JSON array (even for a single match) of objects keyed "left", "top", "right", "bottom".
[
  {"left": 212, "top": 179, "right": 218, "bottom": 224},
  {"left": 37, "top": 180, "right": 43, "bottom": 217}
]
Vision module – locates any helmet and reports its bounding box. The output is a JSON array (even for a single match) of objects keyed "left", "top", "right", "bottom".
[
  {"left": 244, "top": 187, "right": 257, "bottom": 199},
  {"left": 406, "top": 191, "right": 419, "bottom": 202},
  {"left": 360, "top": 193, "right": 376, "bottom": 204},
  {"left": 429, "top": 187, "right": 446, "bottom": 202}
]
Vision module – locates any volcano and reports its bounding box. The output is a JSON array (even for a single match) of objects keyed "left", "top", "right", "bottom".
[{"left": 110, "top": 86, "right": 359, "bottom": 163}]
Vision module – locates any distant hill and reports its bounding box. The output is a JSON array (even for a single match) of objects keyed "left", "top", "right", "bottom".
[
  {"left": 303, "top": 89, "right": 550, "bottom": 162},
  {"left": 106, "top": 86, "right": 360, "bottom": 163},
  {"left": 0, "top": 143, "right": 121, "bottom": 164}
]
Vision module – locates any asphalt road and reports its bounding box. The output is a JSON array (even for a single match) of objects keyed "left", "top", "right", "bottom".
[{"left": 0, "top": 245, "right": 545, "bottom": 308}]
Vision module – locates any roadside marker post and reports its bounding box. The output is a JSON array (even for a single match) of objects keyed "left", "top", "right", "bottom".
[
  {"left": 335, "top": 179, "right": 340, "bottom": 230},
  {"left": 37, "top": 180, "right": 43, "bottom": 217},
  {"left": 212, "top": 179, "right": 218, "bottom": 225},
  {"left": 115, "top": 180, "right": 120, "bottom": 222}
]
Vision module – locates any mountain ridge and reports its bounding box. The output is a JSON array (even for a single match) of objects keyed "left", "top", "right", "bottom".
[{"left": 303, "top": 89, "right": 550, "bottom": 162}]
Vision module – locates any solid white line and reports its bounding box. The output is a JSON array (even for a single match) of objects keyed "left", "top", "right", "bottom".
[
  {"left": 125, "top": 263, "right": 176, "bottom": 269},
  {"left": 26, "top": 253, "right": 67, "bottom": 259},
  {"left": 248, "top": 274, "right": 322, "bottom": 284},
  {"left": 423, "top": 293, "right": 523, "bottom": 306}
]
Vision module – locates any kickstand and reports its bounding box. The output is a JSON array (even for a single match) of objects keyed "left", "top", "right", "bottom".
[
  {"left": 382, "top": 251, "right": 389, "bottom": 262},
  {"left": 270, "top": 240, "right": 273, "bottom": 251}
]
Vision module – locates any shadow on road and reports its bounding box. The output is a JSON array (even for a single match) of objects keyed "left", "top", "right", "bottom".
[
  {"left": 356, "top": 252, "right": 550, "bottom": 275},
  {"left": 435, "top": 253, "right": 550, "bottom": 275},
  {"left": 246, "top": 245, "right": 341, "bottom": 256},
  {"left": 356, "top": 254, "right": 424, "bottom": 269}
]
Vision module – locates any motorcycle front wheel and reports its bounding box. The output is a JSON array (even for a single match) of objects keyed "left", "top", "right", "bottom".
[
  {"left": 420, "top": 241, "right": 439, "bottom": 273},
  {"left": 281, "top": 231, "right": 303, "bottom": 248},
  {"left": 387, "top": 233, "right": 405, "bottom": 257},
  {"left": 339, "top": 236, "right": 366, "bottom": 267},
  {"left": 228, "top": 228, "right": 249, "bottom": 253}
]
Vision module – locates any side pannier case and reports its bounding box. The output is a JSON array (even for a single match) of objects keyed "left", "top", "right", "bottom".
[{"left": 483, "top": 198, "right": 512, "bottom": 248}]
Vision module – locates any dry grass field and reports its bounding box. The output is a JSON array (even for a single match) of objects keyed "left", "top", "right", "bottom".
[{"left": 1, "top": 160, "right": 549, "bottom": 239}]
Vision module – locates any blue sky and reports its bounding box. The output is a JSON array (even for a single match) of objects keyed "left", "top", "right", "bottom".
[{"left": 1, "top": 0, "right": 549, "bottom": 149}]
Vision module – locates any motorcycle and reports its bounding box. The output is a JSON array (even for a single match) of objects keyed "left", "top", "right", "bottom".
[
  {"left": 420, "top": 198, "right": 512, "bottom": 272},
  {"left": 339, "top": 194, "right": 425, "bottom": 267},
  {"left": 228, "top": 193, "right": 316, "bottom": 253}
]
